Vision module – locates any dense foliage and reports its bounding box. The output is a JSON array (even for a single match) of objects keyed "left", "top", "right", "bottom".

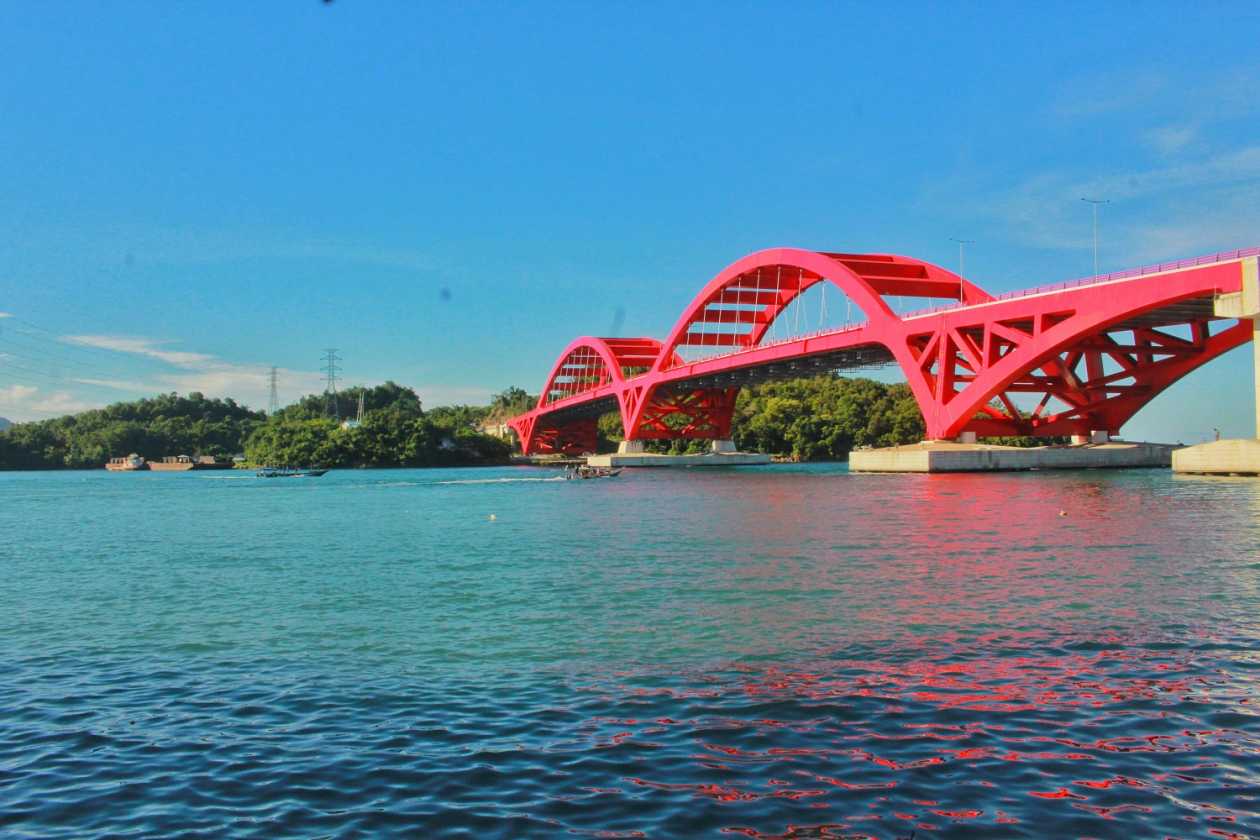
[
  {"left": 0, "top": 384, "right": 521, "bottom": 470},
  {"left": 596, "top": 375, "right": 925, "bottom": 460},
  {"left": 243, "top": 382, "right": 514, "bottom": 468},
  {"left": 734, "top": 376, "right": 925, "bottom": 459},
  {"left": 0, "top": 393, "right": 264, "bottom": 469},
  {"left": 1, "top": 374, "right": 1036, "bottom": 469}
]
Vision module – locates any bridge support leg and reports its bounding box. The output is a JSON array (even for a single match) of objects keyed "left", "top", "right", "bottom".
[
  {"left": 617, "top": 439, "right": 646, "bottom": 455},
  {"left": 711, "top": 439, "right": 736, "bottom": 453},
  {"left": 1173, "top": 256, "right": 1260, "bottom": 475},
  {"left": 1254, "top": 311, "right": 1260, "bottom": 438}
]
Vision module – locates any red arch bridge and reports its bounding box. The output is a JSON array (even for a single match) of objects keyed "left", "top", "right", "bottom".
[{"left": 508, "top": 246, "right": 1260, "bottom": 455}]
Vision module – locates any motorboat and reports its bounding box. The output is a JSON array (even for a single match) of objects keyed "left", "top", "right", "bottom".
[
  {"left": 255, "top": 467, "right": 329, "bottom": 478},
  {"left": 565, "top": 466, "right": 623, "bottom": 480}
]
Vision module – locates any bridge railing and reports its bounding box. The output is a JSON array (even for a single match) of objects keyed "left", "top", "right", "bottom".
[
  {"left": 901, "top": 246, "right": 1260, "bottom": 320},
  {"left": 670, "top": 321, "right": 872, "bottom": 369}
]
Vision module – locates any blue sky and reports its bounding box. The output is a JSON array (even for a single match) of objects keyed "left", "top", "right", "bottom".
[{"left": 2, "top": 2, "right": 1259, "bottom": 441}]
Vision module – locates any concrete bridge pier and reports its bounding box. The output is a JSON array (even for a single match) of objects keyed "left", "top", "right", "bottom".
[
  {"left": 1173, "top": 256, "right": 1260, "bottom": 476},
  {"left": 592, "top": 436, "right": 769, "bottom": 467}
]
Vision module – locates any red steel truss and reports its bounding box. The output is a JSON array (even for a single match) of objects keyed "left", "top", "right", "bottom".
[{"left": 509, "top": 247, "right": 1259, "bottom": 454}]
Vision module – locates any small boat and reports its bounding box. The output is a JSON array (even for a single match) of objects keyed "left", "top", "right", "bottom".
[
  {"left": 105, "top": 454, "right": 148, "bottom": 471},
  {"left": 255, "top": 467, "right": 329, "bottom": 478},
  {"left": 565, "top": 466, "right": 623, "bottom": 480},
  {"left": 150, "top": 455, "right": 235, "bottom": 472}
]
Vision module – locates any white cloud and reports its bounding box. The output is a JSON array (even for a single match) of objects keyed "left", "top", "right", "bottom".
[
  {"left": 157, "top": 366, "right": 325, "bottom": 410},
  {"left": 0, "top": 384, "right": 103, "bottom": 421},
  {"left": 1049, "top": 69, "right": 1167, "bottom": 120},
  {"left": 1049, "top": 65, "right": 1260, "bottom": 126},
  {"left": 11, "top": 325, "right": 490, "bottom": 419},
  {"left": 72, "top": 377, "right": 161, "bottom": 392},
  {"left": 1145, "top": 123, "right": 1198, "bottom": 156},
  {"left": 925, "top": 144, "right": 1260, "bottom": 266},
  {"left": 31, "top": 391, "right": 101, "bottom": 415},
  {"left": 414, "top": 385, "right": 495, "bottom": 407},
  {"left": 0, "top": 312, "right": 12, "bottom": 319},
  {"left": 61, "top": 334, "right": 215, "bottom": 367},
  {"left": 0, "top": 384, "right": 37, "bottom": 402}
]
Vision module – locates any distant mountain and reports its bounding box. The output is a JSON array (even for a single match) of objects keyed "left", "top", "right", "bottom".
[{"left": 0, "top": 417, "right": 11, "bottom": 431}]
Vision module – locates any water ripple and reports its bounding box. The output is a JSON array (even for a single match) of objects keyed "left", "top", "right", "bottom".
[
  {"left": 4, "top": 466, "right": 1260, "bottom": 836},
  {"left": 0, "top": 632, "right": 1257, "bottom": 838}
]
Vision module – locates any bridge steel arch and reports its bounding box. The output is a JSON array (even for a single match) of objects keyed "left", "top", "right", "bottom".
[
  {"left": 627, "top": 247, "right": 988, "bottom": 443},
  {"left": 515, "top": 336, "right": 630, "bottom": 456},
  {"left": 903, "top": 260, "right": 1252, "bottom": 439},
  {"left": 508, "top": 247, "right": 1257, "bottom": 454}
]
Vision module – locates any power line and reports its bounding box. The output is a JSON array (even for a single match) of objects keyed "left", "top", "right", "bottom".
[
  {"left": 267, "top": 366, "right": 280, "bottom": 415},
  {"left": 4, "top": 316, "right": 169, "bottom": 370},
  {"left": 321, "top": 349, "right": 341, "bottom": 419},
  {"left": 0, "top": 335, "right": 132, "bottom": 383}
]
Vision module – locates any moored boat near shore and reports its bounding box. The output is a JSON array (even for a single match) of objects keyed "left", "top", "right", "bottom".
[
  {"left": 105, "top": 454, "right": 148, "bottom": 471},
  {"left": 149, "top": 455, "right": 234, "bottom": 472}
]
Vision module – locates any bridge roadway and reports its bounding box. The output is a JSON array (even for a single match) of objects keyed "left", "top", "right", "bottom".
[{"left": 509, "top": 247, "right": 1259, "bottom": 456}]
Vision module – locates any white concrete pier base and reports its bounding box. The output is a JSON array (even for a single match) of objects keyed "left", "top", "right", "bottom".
[
  {"left": 850, "top": 440, "right": 1176, "bottom": 473},
  {"left": 1172, "top": 439, "right": 1260, "bottom": 476},
  {"left": 588, "top": 439, "right": 770, "bottom": 468},
  {"left": 1174, "top": 256, "right": 1260, "bottom": 476}
]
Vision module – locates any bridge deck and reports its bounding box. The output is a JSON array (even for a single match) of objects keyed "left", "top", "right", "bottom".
[{"left": 511, "top": 247, "right": 1257, "bottom": 451}]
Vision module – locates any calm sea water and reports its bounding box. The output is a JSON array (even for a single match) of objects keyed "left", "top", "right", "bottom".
[{"left": 2, "top": 464, "right": 1259, "bottom": 838}]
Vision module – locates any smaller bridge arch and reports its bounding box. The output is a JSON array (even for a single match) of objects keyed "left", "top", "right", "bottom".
[
  {"left": 535, "top": 336, "right": 625, "bottom": 409},
  {"left": 514, "top": 336, "right": 667, "bottom": 455}
]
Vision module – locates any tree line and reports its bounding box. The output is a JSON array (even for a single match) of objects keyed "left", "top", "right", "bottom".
[
  {"left": 594, "top": 375, "right": 925, "bottom": 459},
  {"left": 1, "top": 374, "right": 1008, "bottom": 469},
  {"left": 0, "top": 392, "right": 265, "bottom": 470},
  {"left": 0, "top": 383, "right": 527, "bottom": 470},
  {"left": 242, "top": 382, "right": 518, "bottom": 468}
]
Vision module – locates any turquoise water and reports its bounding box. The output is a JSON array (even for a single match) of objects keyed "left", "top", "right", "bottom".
[{"left": 3, "top": 465, "right": 1260, "bottom": 837}]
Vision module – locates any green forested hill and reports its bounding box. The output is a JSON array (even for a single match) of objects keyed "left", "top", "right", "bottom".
[
  {"left": 733, "top": 376, "right": 925, "bottom": 459},
  {"left": 242, "top": 382, "right": 514, "bottom": 468},
  {"left": 593, "top": 375, "right": 925, "bottom": 459},
  {"left": 0, "top": 375, "right": 931, "bottom": 469},
  {"left": 0, "top": 392, "right": 264, "bottom": 470},
  {"left": 0, "top": 383, "right": 521, "bottom": 470}
]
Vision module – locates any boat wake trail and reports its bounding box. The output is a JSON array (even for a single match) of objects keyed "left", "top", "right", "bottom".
[{"left": 437, "top": 476, "right": 567, "bottom": 485}]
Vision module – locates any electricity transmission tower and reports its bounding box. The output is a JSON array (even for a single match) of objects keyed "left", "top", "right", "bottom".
[
  {"left": 267, "top": 366, "right": 280, "bottom": 414},
  {"left": 321, "top": 349, "right": 342, "bottom": 419}
]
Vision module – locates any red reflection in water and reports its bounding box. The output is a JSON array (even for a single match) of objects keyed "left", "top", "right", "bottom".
[
  {"left": 617, "top": 470, "right": 1246, "bottom": 664},
  {"left": 571, "top": 628, "right": 1259, "bottom": 837},
  {"left": 567, "top": 471, "right": 1260, "bottom": 836}
]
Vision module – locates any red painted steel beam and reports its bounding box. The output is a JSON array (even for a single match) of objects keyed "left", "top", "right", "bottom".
[{"left": 507, "top": 248, "right": 1256, "bottom": 453}]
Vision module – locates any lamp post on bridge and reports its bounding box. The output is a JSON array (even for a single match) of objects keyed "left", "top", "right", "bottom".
[
  {"left": 1081, "top": 197, "right": 1109, "bottom": 278},
  {"left": 949, "top": 238, "right": 975, "bottom": 280}
]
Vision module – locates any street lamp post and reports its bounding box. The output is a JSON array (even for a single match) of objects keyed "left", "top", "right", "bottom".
[
  {"left": 1081, "top": 197, "right": 1109, "bottom": 278},
  {"left": 949, "top": 238, "right": 975, "bottom": 279}
]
